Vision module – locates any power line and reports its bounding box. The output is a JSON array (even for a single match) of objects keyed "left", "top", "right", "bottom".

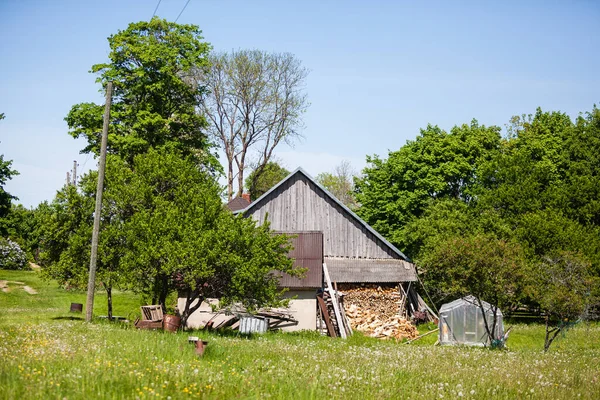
[
  {"left": 152, "top": 0, "right": 162, "bottom": 19},
  {"left": 175, "top": 0, "right": 192, "bottom": 23}
]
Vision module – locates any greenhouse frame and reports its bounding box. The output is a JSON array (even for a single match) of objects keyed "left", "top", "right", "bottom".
[{"left": 438, "top": 295, "right": 504, "bottom": 346}]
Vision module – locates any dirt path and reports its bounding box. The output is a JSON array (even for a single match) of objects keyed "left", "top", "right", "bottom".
[
  {"left": 0, "top": 280, "right": 37, "bottom": 294},
  {"left": 23, "top": 286, "right": 38, "bottom": 294}
]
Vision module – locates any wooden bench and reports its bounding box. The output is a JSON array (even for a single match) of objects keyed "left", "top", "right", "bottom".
[{"left": 134, "top": 305, "right": 164, "bottom": 329}]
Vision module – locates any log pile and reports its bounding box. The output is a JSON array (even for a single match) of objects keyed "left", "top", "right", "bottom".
[{"left": 341, "top": 285, "right": 419, "bottom": 340}]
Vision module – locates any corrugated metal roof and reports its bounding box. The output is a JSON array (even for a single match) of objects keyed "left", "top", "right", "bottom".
[
  {"left": 234, "top": 167, "right": 411, "bottom": 262},
  {"left": 325, "top": 257, "right": 417, "bottom": 283},
  {"left": 275, "top": 231, "right": 323, "bottom": 288}
]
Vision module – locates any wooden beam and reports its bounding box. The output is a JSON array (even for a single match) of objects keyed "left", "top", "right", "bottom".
[
  {"left": 323, "top": 263, "right": 346, "bottom": 339},
  {"left": 317, "top": 293, "right": 336, "bottom": 337}
]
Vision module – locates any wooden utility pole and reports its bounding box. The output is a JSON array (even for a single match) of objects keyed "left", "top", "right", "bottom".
[
  {"left": 85, "top": 82, "right": 113, "bottom": 322},
  {"left": 72, "top": 160, "right": 77, "bottom": 186}
]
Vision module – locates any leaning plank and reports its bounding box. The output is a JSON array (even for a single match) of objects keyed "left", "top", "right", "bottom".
[
  {"left": 337, "top": 290, "right": 353, "bottom": 336},
  {"left": 404, "top": 328, "right": 439, "bottom": 344},
  {"left": 323, "top": 263, "right": 347, "bottom": 339},
  {"left": 317, "top": 293, "right": 336, "bottom": 338}
]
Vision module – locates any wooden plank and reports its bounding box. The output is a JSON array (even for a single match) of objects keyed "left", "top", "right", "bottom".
[
  {"left": 323, "top": 263, "right": 346, "bottom": 339},
  {"left": 338, "top": 294, "right": 353, "bottom": 336},
  {"left": 316, "top": 293, "right": 336, "bottom": 337}
]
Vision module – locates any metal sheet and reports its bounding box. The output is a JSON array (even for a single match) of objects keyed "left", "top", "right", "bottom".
[
  {"left": 239, "top": 316, "right": 269, "bottom": 334},
  {"left": 325, "top": 257, "right": 417, "bottom": 282},
  {"left": 274, "top": 231, "right": 323, "bottom": 288}
]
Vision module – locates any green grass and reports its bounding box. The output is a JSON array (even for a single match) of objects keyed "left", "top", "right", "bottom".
[
  {"left": 0, "top": 269, "right": 142, "bottom": 324},
  {"left": 1, "top": 268, "right": 599, "bottom": 399}
]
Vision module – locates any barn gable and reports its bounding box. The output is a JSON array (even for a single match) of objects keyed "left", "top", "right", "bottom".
[{"left": 236, "top": 168, "right": 417, "bottom": 282}]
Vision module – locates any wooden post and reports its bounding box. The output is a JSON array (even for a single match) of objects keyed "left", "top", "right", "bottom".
[
  {"left": 323, "top": 263, "right": 346, "bottom": 339},
  {"left": 85, "top": 82, "right": 113, "bottom": 323}
]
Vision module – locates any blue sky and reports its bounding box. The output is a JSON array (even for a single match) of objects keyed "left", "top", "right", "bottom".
[{"left": 1, "top": 0, "right": 599, "bottom": 208}]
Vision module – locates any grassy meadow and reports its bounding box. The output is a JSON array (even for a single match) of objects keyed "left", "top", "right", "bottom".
[{"left": 1, "top": 269, "right": 599, "bottom": 399}]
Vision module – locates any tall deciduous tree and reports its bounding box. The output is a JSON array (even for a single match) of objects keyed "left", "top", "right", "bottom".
[
  {"left": 315, "top": 160, "right": 358, "bottom": 209},
  {"left": 66, "top": 18, "right": 217, "bottom": 169},
  {"left": 198, "top": 50, "right": 309, "bottom": 200},
  {"left": 355, "top": 120, "right": 501, "bottom": 249},
  {"left": 245, "top": 161, "right": 289, "bottom": 200}
]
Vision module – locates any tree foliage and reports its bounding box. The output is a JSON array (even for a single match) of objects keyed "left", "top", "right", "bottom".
[
  {"left": 198, "top": 50, "right": 309, "bottom": 200},
  {"left": 66, "top": 18, "right": 217, "bottom": 168},
  {"left": 315, "top": 160, "right": 358, "bottom": 209},
  {"left": 0, "top": 113, "right": 19, "bottom": 230},
  {"left": 536, "top": 253, "right": 597, "bottom": 351},
  {"left": 355, "top": 120, "right": 501, "bottom": 249},
  {"left": 356, "top": 105, "right": 600, "bottom": 340},
  {"left": 38, "top": 149, "right": 300, "bottom": 325},
  {"left": 420, "top": 233, "right": 527, "bottom": 344},
  {"left": 245, "top": 161, "right": 289, "bottom": 200}
]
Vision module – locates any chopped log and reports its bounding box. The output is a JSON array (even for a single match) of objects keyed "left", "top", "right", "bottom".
[{"left": 339, "top": 284, "right": 419, "bottom": 341}]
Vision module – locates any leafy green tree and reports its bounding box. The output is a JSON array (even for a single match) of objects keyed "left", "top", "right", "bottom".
[
  {"left": 535, "top": 253, "right": 597, "bottom": 352},
  {"left": 558, "top": 106, "right": 600, "bottom": 226},
  {"left": 420, "top": 233, "right": 527, "bottom": 345},
  {"left": 39, "top": 173, "right": 129, "bottom": 319},
  {"left": 355, "top": 120, "right": 501, "bottom": 249},
  {"left": 66, "top": 18, "right": 217, "bottom": 169},
  {"left": 100, "top": 149, "right": 300, "bottom": 326},
  {"left": 0, "top": 113, "right": 19, "bottom": 231},
  {"left": 315, "top": 160, "right": 358, "bottom": 209},
  {"left": 245, "top": 162, "right": 289, "bottom": 200},
  {"left": 2, "top": 204, "right": 39, "bottom": 261},
  {"left": 478, "top": 108, "right": 572, "bottom": 219}
]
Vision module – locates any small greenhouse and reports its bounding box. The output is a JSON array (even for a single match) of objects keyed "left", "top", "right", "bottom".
[{"left": 439, "top": 295, "right": 504, "bottom": 346}]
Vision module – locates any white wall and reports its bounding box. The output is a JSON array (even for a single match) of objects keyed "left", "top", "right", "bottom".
[{"left": 178, "top": 290, "right": 317, "bottom": 332}]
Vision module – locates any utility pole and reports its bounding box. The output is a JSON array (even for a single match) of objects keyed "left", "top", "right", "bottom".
[
  {"left": 66, "top": 172, "right": 71, "bottom": 187},
  {"left": 72, "top": 160, "right": 78, "bottom": 186},
  {"left": 85, "top": 82, "right": 113, "bottom": 322}
]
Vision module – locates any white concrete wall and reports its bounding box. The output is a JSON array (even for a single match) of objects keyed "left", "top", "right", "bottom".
[
  {"left": 178, "top": 290, "right": 317, "bottom": 332},
  {"left": 177, "top": 298, "right": 235, "bottom": 330},
  {"left": 283, "top": 290, "right": 317, "bottom": 332}
]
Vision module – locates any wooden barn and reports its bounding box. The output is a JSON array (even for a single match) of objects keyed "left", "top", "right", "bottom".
[{"left": 180, "top": 167, "right": 420, "bottom": 332}]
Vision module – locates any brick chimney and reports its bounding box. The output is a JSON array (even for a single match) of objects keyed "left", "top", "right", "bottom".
[{"left": 241, "top": 193, "right": 251, "bottom": 203}]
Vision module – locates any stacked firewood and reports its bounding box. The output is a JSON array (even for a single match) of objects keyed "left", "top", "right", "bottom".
[{"left": 342, "top": 286, "right": 419, "bottom": 340}]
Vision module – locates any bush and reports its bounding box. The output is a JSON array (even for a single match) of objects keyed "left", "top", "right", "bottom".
[{"left": 0, "top": 238, "right": 28, "bottom": 270}]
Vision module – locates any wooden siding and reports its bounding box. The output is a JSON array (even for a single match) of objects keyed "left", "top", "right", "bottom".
[{"left": 248, "top": 174, "right": 397, "bottom": 259}]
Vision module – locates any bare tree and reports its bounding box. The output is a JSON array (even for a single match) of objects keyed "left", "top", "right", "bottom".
[
  {"left": 316, "top": 160, "right": 358, "bottom": 209},
  {"left": 198, "top": 50, "right": 309, "bottom": 200}
]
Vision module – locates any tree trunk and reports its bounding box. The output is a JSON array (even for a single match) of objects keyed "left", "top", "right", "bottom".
[
  {"left": 227, "top": 159, "right": 234, "bottom": 201},
  {"left": 106, "top": 284, "right": 113, "bottom": 321},
  {"left": 236, "top": 151, "right": 247, "bottom": 198},
  {"left": 180, "top": 289, "right": 205, "bottom": 329},
  {"left": 544, "top": 316, "right": 561, "bottom": 352}
]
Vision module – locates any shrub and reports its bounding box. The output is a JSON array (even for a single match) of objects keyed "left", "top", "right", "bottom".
[{"left": 0, "top": 238, "right": 28, "bottom": 270}]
